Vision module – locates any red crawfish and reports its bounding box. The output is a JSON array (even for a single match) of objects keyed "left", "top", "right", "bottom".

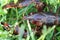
[
  {"left": 3, "top": 0, "right": 46, "bottom": 12},
  {"left": 23, "top": 12, "right": 60, "bottom": 26}
]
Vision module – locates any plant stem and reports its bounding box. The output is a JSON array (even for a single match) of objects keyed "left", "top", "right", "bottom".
[
  {"left": 16, "top": 8, "right": 18, "bottom": 21},
  {"left": 27, "top": 20, "right": 35, "bottom": 40}
]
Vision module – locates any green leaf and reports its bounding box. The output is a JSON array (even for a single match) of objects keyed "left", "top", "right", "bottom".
[
  {"left": 19, "top": 24, "right": 25, "bottom": 40},
  {"left": 0, "top": 7, "right": 7, "bottom": 15},
  {"left": 0, "top": 0, "right": 10, "bottom": 7},
  {"left": 46, "top": 29, "right": 54, "bottom": 40},
  {"left": 42, "top": 25, "right": 47, "bottom": 34},
  {"left": 38, "top": 25, "right": 56, "bottom": 40},
  {"left": 14, "top": 0, "right": 18, "bottom": 4},
  {"left": 56, "top": 27, "right": 60, "bottom": 32}
]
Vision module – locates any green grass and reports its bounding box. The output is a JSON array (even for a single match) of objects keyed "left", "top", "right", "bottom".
[{"left": 0, "top": 0, "right": 60, "bottom": 40}]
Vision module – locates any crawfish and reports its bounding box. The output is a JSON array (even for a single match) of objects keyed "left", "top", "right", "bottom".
[
  {"left": 3, "top": 0, "right": 46, "bottom": 12},
  {"left": 24, "top": 12, "right": 60, "bottom": 26}
]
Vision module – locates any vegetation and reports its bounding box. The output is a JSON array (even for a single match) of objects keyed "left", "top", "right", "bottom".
[{"left": 0, "top": 0, "right": 60, "bottom": 40}]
